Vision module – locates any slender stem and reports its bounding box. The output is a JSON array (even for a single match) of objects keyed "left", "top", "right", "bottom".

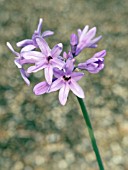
[{"left": 77, "top": 97, "right": 104, "bottom": 170}]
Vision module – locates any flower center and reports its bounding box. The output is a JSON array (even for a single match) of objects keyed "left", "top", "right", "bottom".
[
  {"left": 48, "top": 56, "right": 53, "bottom": 62},
  {"left": 63, "top": 75, "right": 71, "bottom": 81}
]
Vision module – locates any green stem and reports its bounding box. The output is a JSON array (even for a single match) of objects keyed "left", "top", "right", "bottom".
[{"left": 77, "top": 97, "right": 104, "bottom": 170}]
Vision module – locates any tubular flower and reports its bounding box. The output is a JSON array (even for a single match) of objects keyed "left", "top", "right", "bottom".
[
  {"left": 78, "top": 50, "right": 106, "bottom": 74},
  {"left": 75, "top": 26, "right": 102, "bottom": 56},
  {"left": 16, "top": 18, "right": 54, "bottom": 52}
]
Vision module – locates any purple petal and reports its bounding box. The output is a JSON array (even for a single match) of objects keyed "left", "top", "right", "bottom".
[
  {"left": 51, "top": 58, "right": 65, "bottom": 69},
  {"left": 77, "top": 29, "right": 82, "bottom": 38},
  {"left": 36, "top": 18, "right": 43, "bottom": 35},
  {"left": 16, "top": 39, "right": 33, "bottom": 47},
  {"left": 27, "top": 61, "right": 47, "bottom": 73},
  {"left": 21, "top": 45, "right": 36, "bottom": 52},
  {"left": 70, "top": 34, "right": 78, "bottom": 46},
  {"left": 71, "top": 72, "right": 84, "bottom": 81},
  {"left": 22, "top": 51, "right": 45, "bottom": 60},
  {"left": 14, "top": 59, "right": 22, "bottom": 68},
  {"left": 44, "top": 65, "right": 53, "bottom": 84},
  {"left": 93, "top": 50, "right": 106, "bottom": 58},
  {"left": 89, "top": 64, "right": 104, "bottom": 74},
  {"left": 33, "top": 81, "right": 50, "bottom": 95},
  {"left": 84, "top": 27, "right": 96, "bottom": 41},
  {"left": 64, "top": 59, "right": 74, "bottom": 75},
  {"left": 79, "top": 25, "right": 89, "bottom": 42},
  {"left": 69, "top": 79, "right": 85, "bottom": 98},
  {"left": 36, "top": 37, "right": 51, "bottom": 56},
  {"left": 42, "top": 30, "right": 54, "bottom": 38},
  {"left": 6, "top": 42, "right": 19, "bottom": 57},
  {"left": 59, "top": 83, "right": 70, "bottom": 105},
  {"left": 53, "top": 68, "right": 64, "bottom": 78},
  {"left": 51, "top": 43, "right": 63, "bottom": 58},
  {"left": 20, "top": 68, "right": 30, "bottom": 86},
  {"left": 49, "top": 78, "right": 63, "bottom": 92},
  {"left": 88, "top": 35, "right": 102, "bottom": 47}
]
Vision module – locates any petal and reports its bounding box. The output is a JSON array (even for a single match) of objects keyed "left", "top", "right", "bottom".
[
  {"left": 21, "top": 45, "right": 36, "bottom": 52},
  {"left": 44, "top": 65, "right": 53, "bottom": 84},
  {"left": 69, "top": 79, "right": 85, "bottom": 98},
  {"left": 59, "top": 83, "right": 70, "bottom": 105},
  {"left": 64, "top": 59, "right": 74, "bottom": 75},
  {"left": 88, "top": 35, "right": 102, "bottom": 47},
  {"left": 16, "top": 39, "right": 33, "bottom": 47},
  {"left": 77, "top": 29, "right": 82, "bottom": 38},
  {"left": 71, "top": 72, "right": 84, "bottom": 81},
  {"left": 36, "top": 18, "right": 43, "bottom": 35},
  {"left": 42, "top": 30, "right": 54, "bottom": 38},
  {"left": 93, "top": 50, "right": 106, "bottom": 58},
  {"left": 20, "top": 68, "right": 30, "bottom": 86},
  {"left": 51, "top": 58, "right": 65, "bottom": 69},
  {"left": 36, "top": 37, "right": 51, "bottom": 56},
  {"left": 51, "top": 43, "right": 63, "bottom": 58},
  {"left": 22, "top": 51, "right": 45, "bottom": 60},
  {"left": 7, "top": 42, "right": 19, "bottom": 57},
  {"left": 27, "top": 61, "right": 47, "bottom": 73},
  {"left": 49, "top": 78, "right": 63, "bottom": 92},
  {"left": 33, "top": 81, "right": 50, "bottom": 95},
  {"left": 53, "top": 68, "right": 64, "bottom": 78},
  {"left": 84, "top": 27, "right": 96, "bottom": 42},
  {"left": 14, "top": 59, "right": 22, "bottom": 68},
  {"left": 79, "top": 25, "right": 89, "bottom": 42}
]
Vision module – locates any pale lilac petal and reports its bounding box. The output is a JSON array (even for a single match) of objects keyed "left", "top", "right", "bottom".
[
  {"left": 77, "top": 29, "right": 82, "bottom": 38},
  {"left": 42, "top": 30, "right": 54, "bottom": 38},
  {"left": 51, "top": 58, "right": 65, "bottom": 69},
  {"left": 88, "top": 35, "right": 102, "bottom": 47},
  {"left": 49, "top": 78, "right": 63, "bottom": 92},
  {"left": 44, "top": 65, "right": 53, "bottom": 84},
  {"left": 36, "top": 37, "right": 51, "bottom": 56},
  {"left": 16, "top": 39, "right": 33, "bottom": 47},
  {"left": 20, "top": 58, "right": 37, "bottom": 65},
  {"left": 93, "top": 50, "right": 106, "bottom": 58},
  {"left": 22, "top": 51, "right": 45, "bottom": 60},
  {"left": 21, "top": 45, "right": 36, "bottom": 52},
  {"left": 79, "top": 25, "right": 89, "bottom": 42},
  {"left": 14, "top": 59, "right": 22, "bottom": 68},
  {"left": 71, "top": 72, "right": 84, "bottom": 81},
  {"left": 7, "top": 42, "right": 19, "bottom": 57},
  {"left": 33, "top": 81, "right": 50, "bottom": 95},
  {"left": 27, "top": 61, "right": 47, "bottom": 73},
  {"left": 69, "top": 79, "right": 85, "bottom": 98},
  {"left": 84, "top": 27, "right": 96, "bottom": 42},
  {"left": 64, "top": 59, "right": 74, "bottom": 75},
  {"left": 20, "top": 68, "right": 30, "bottom": 86},
  {"left": 59, "top": 83, "right": 70, "bottom": 105},
  {"left": 36, "top": 18, "right": 43, "bottom": 35},
  {"left": 70, "top": 34, "right": 78, "bottom": 46},
  {"left": 53, "top": 68, "right": 64, "bottom": 78},
  {"left": 51, "top": 43, "right": 63, "bottom": 58}
]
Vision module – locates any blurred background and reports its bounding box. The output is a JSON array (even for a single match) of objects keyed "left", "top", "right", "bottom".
[{"left": 0, "top": 0, "right": 128, "bottom": 170}]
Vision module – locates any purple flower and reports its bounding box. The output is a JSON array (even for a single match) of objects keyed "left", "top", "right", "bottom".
[
  {"left": 16, "top": 18, "right": 54, "bottom": 52},
  {"left": 70, "top": 33, "right": 78, "bottom": 55},
  {"left": 78, "top": 50, "right": 106, "bottom": 74},
  {"left": 23, "top": 37, "right": 64, "bottom": 84},
  {"left": 6, "top": 42, "right": 36, "bottom": 85},
  {"left": 49, "top": 59, "right": 85, "bottom": 105},
  {"left": 75, "top": 26, "right": 102, "bottom": 56}
]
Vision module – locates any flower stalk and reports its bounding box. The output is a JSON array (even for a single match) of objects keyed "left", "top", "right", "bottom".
[{"left": 77, "top": 97, "right": 104, "bottom": 170}]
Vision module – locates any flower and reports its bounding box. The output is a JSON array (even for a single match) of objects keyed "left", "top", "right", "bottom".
[
  {"left": 70, "top": 33, "right": 78, "bottom": 55},
  {"left": 49, "top": 59, "right": 85, "bottom": 105},
  {"left": 23, "top": 37, "right": 64, "bottom": 84},
  {"left": 16, "top": 18, "right": 54, "bottom": 52},
  {"left": 78, "top": 50, "right": 106, "bottom": 74},
  {"left": 6, "top": 42, "right": 36, "bottom": 85},
  {"left": 75, "top": 26, "right": 102, "bottom": 56}
]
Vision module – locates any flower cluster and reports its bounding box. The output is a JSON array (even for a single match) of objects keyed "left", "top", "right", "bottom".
[{"left": 7, "top": 18, "right": 106, "bottom": 105}]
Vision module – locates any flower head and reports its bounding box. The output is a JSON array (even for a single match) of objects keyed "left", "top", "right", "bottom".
[
  {"left": 75, "top": 26, "right": 102, "bottom": 56},
  {"left": 78, "top": 50, "right": 106, "bottom": 74},
  {"left": 16, "top": 18, "right": 54, "bottom": 52}
]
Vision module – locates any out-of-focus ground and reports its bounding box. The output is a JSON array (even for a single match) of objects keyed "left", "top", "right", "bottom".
[{"left": 0, "top": 0, "right": 128, "bottom": 170}]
